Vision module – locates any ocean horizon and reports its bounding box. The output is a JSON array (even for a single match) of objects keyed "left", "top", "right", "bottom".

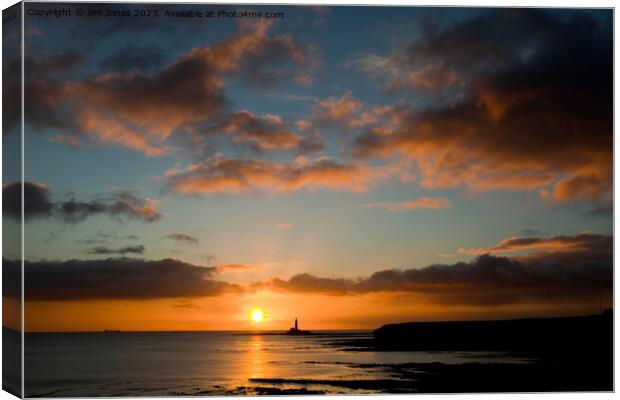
[{"left": 22, "top": 329, "right": 535, "bottom": 397}]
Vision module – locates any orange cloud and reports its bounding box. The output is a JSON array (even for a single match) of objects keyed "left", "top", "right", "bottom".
[
  {"left": 275, "top": 223, "right": 293, "bottom": 229},
  {"left": 351, "top": 10, "right": 612, "bottom": 206},
  {"left": 386, "top": 63, "right": 458, "bottom": 92},
  {"left": 295, "top": 120, "right": 311, "bottom": 131},
  {"left": 312, "top": 91, "right": 361, "bottom": 125},
  {"left": 309, "top": 92, "right": 405, "bottom": 132},
  {"left": 216, "top": 264, "right": 256, "bottom": 271},
  {"left": 551, "top": 172, "right": 612, "bottom": 203},
  {"left": 164, "top": 157, "right": 413, "bottom": 195},
  {"left": 458, "top": 232, "right": 607, "bottom": 256},
  {"left": 215, "top": 263, "right": 271, "bottom": 272},
  {"left": 204, "top": 110, "right": 302, "bottom": 151},
  {"left": 29, "top": 20, "right": 314, "bottom": 156},
  {"left": 362, "top": 197, "right": 451, "bottom": 211}
]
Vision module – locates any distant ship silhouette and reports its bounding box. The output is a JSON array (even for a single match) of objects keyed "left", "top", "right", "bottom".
[{"left": 286, "top": 318, "right": 312, "bottom": 335}]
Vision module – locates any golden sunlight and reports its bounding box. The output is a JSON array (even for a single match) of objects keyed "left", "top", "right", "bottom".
[{"left": 250, "top": 308, "right": 265, "bottom": 324}]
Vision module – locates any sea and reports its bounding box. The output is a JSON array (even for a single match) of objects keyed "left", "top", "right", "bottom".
[{"left": 24, "top": 331, "right": 531, "bottom": 397}]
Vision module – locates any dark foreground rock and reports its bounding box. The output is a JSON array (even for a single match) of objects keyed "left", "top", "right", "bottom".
[
  {"left": 250, "top": 359, "right": 612, "bottom": 393},
  {"left": 374, "top": 310, "right": 613, "bottom": 354}
]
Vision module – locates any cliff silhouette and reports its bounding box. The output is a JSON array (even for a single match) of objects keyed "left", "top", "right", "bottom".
[{"left": 373, "top": 309, "right": 612, "bottom": 354}]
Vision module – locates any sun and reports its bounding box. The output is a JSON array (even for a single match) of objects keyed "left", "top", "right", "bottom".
[{"left": 250, "top": 308, "right": 265, "bottom": 324}]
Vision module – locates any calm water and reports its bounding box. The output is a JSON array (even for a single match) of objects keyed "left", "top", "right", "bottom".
[{"left": 25, "top": 331, "right": 528, "bottom": 397}]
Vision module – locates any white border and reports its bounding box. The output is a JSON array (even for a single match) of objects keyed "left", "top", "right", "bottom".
[{"left": 0, "top": 1, "right": 616, "bottom": 400}]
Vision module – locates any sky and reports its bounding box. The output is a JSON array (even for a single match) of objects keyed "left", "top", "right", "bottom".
[{"left": 2, "top": 4, "right": 613, "bottom": 331}]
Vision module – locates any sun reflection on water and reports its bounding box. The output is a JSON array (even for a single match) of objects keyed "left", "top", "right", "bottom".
[{"left": 246, "top": 334, "right": 267, "bottom": 380}]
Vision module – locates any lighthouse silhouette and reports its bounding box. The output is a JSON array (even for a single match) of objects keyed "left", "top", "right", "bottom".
[{"left": 287, "top": 317, "right": 310, "bottom": 335}]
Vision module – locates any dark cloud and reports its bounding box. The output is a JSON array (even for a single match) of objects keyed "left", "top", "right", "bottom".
[
  {"left": 4, "top": 50, "right": 83, "bottom": 134},
  {"left": 199, "top": 110, "right": 302, "bottom": 152},
  {"left": 3, "top": 182, "right": 161, "bottom": 223},
  {"left": 232, "top": 21, "right": 319, "bottom": 86},
  {"left": 200, "top": 254, "right": 218, "bottom": 266},
  {"left": 353, "top": 9, "right": 612, "bottom": 206},
  {"left": 99, "top": 45, "right": 165, "bottom": 73},
  {"left": 175, "top": 110, "right": 324, "bottom": 157},
  {"left": 587, "top": 202, "right": 613, "bottom": 217},
  {"left": 2, "top": 5, "right": 21, "bottom": 135},
  {"left": 257, "top": 233, "right": 612, "bottom": 306},
  {"left": 166, "top": 233, "right": 199, "bottom": 245},
  {"left": 85, "top": 245, "right": 145, "bottom": 255},
  {"left": 297, "top": 132, "right": 325, "bottom": 155},
  {"left": 4, "top": 257, "right": 240, "bottom": 301},
  {"left": 458, "top": 232, "right": 610, "bottom": 255},
  {"left": 58, "top": 191, "right": 161, "bottom": 223},
  {"left": 5, "top": 230, "right": 610, "bottom": 307},
  {"left": 22, "top": 53, "right": 84, "bottom": 132},
  {"left": 78, "top": 231, "right": 140, "bottom": 245},
  {"left": 3, "top": 182, "right": 55, "bottom": 220}
]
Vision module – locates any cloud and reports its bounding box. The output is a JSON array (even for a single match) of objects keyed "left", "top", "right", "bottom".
[
  {"left": 78, "top": 231, "right": 140, "bottom": 245},
  {"left": 347, "top": 53, "right": 400, "bottom": 84},
  {"left": 458, "top": 232, "right": 609, "bottom": 256},
  {"left": 64, "top": 46, "right": 229, "bottom": 155},
  {"left": 296, "top": 132, "right": 325, "bottom": 155},
  {"left": 163, "top": 157, "right": 413, "bottom": 195},
  {"left": 98, "top": 45, "right": 165, "bottom": 73},
  {"left": 4, "top": 258, "right": 241, "bottom": 301},
  {"left": 58, "top": 192, "right": 162, "bottom": 223},
  {"left": 229, "top": 19, "right": 319, "bottom": 86},
  {"left": 26, "top": 20, "right": 315, "bottom": 156},
  {"left": 308, "top": 92, "right": 404, "bottom": 133},
  {"left": 275, "top": 223, "right": 293, "bottom": 229},
  {"left": 201, "top": 110, "right": 302, "bottom": 152},
  {"left": 587, "top": 202, "right": 613, "bottom": 217},
  {"left": 295, "top": 120, "right": 312, "bottom": 131},
  {"left": 6, "top": 231, "right": 610, "bottom": 308},
  {"left": 200, "top": 254, "right": 218, "bottom": 266},
  {"left": 181, "top": 110, "right": 324, "bottom": 156},
  {"left": 3, "top": 182, "right": 162, "bottom": 223},
  {"left": 362, "top": 197, "right": 451, "bottom": 211},
  {"left": 349, "top": 52, "right": 460, "bottom": 94},
  {"left": 256, "top": 233, "right": 611, "bottom": 306},
  {"left": 4, "top": 53, "right": 84, "bottom": 135},
  {"left": 166, "top": 232, "right": 199, "bottom": 245},
  {"left": 395, "top": 63, "right": 458, "bottom": 91},
  {"left": 312, "top": 91, "right": 361, "bottom": 127},
  {"left": 351, "top": 10, "right": 612, "bottom": 207},
  {"left": 3, "top": 182, "right": 55, "bottom": 220},
  {"left": 85, "top": 245, "right": 145, "bottom": 255},
  {"left": 215, "top": 263, "right": 263, "bottom": 272}
]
